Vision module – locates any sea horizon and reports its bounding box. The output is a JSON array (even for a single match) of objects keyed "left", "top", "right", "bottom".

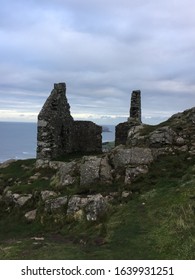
[{"left": 0, "top": 121, "right": 115, "bottom": 163}]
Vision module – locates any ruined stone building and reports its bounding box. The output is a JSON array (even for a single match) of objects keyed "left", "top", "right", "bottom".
[
  {"left": 37, "top": 83, "right": 102, "bottom": 159},
  {"left": 115, "top": 90, "right": 142, "bottom": 146}
]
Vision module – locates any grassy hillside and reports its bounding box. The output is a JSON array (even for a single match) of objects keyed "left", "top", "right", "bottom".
[{"left": 0, "top": 152, "right": 195, "bottom": 259}]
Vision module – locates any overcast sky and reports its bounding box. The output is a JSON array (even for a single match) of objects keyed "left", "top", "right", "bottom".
[{"left": 0, "top": 0, "right": 195, "bottom": 125}]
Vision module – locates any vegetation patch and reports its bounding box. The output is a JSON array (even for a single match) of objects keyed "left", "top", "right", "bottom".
[{"left": 0, "top": 152, "right": 195, "bottom": 259}]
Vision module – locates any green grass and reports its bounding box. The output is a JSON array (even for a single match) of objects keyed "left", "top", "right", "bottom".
[
  {"left": 0, "top": 152, "right": 195, "bottom": 259},
  {"left": 0, "top": 159, "right": 56, "bottom": 194}
]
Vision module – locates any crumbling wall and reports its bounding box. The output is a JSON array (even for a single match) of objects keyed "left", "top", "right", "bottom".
[
  {"left": 73, "top": 121, "right": 102, "bottom": 153},
  {"left": 115, "top": 122, "right": 133, "bottom": 146},
  {"left": 37, "top": 83, "right": 102, "bottom": 160}
]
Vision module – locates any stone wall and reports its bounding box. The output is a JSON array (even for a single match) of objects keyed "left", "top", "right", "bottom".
[
  {"left": 73, "top": 121, "right": 102, "bottom": 153},
  {"left": 115, "top": 122, "right": 133, "bottom": 146},
  {"left": 37, "top": 83, "right": 102, "bottom": 159}
]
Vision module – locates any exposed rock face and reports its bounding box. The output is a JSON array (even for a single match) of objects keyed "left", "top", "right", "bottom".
[
  {"left": 51, "top": 161, "right": 79, "bottom": 188},
  {"left": 115, "top": 90, "right": 142, "bottom": 146},
  {"left": 149, "top": 127, "right": 176, "bottom": 148},
  {"left": 125, "top": 165, "right": 148, "bottom": 184},
  {"left": 80, "top": 156, "right": 101, "bottom": 185},
  {"left": 110, "top": 146, "right": 153, "bottom": 183},
  {"left": 67, "top": 194, "right": 107, "bottom": 221},
  {"left": 111, "top": 146, "right": 153, "bottom": 169},
  {"left": 85, "top": 194, "right": 108, "bottom": 221},
  {"left": 126, "top": 107, "right": 195, "bottom": 155},
  {"left": 37, "top": 83, "right": 102, "bottom": 160}
]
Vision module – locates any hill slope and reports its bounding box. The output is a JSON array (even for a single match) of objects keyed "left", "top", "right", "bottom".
[{"left": 0, "top": 108, "right": 195, "bottom": 259}]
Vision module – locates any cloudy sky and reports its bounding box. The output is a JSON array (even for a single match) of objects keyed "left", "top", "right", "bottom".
[{"left": 0, "top": 0, "right": 195, "bottom": 125}]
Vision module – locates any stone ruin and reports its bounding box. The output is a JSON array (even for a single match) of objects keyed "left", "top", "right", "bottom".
[
  {"left": 37, "top": 83, "right": 102, "bottom": 159},
  {"left": 115, "top": 90, "right": 141, "bottom": 146},
  {"left": 37, "top": 84, "right": 142, "bottom": 159}
]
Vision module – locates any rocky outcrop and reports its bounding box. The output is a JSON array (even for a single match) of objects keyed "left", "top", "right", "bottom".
[
  {"left": 1, "top": 188, "right": 109, "bottom": 223},
  {"left": 80, "top": 156, "right": 102, "bottom": 185},
  {"left": 126, "top": 107, "right": 195, "bottom": 156},
  {"left": 50, "top": 161, "right": 79, "bottom": 188},
  {"left": 29, "top": 107, "right": 195, "bottom": 200},
  {"left": 67, "top": 194, "right": 108, "bottom": 221},
  {"left": 48, "top": 155, "right": 114, "bottom": 189},
  {"left": 149, "top": 126, "right": 176, "bottom": 147},
  {"left": 41, "top": 190, "right": 57, "bottom": 201},
  {"left": 111, "top": 146, "right": 153, "bottom": 168},
  {"left": 4, "top": 191, "right": 33, "bottom": 207},
  {"left": 45, "top": 196, "right": 68, "bottom": 213}
]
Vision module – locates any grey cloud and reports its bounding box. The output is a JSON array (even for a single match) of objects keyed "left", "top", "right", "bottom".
[{"left": 0, "top": 0, "right": 195, "bottom": 124}]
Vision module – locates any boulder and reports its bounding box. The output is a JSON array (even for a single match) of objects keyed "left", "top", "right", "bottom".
[
  {"left": 111, "top": 147, "right": 153, "bottom": 169},
  {"left": 67, "top": 194, "right": 108, "bottom": 221},
  {"left": 45, "top": 196, "right": 68, "bottom": 213},
  {"left": 49, "top": 161, "right": 66, "bottom": 170},
  {"left": 127, "top": 124, "right": 146, "bottom": 146},
  {"left": 29, "top": 172, "right": 41, "bottom": 182},
  {"left": 125, "top": 165, "right": 149, "bottom": 184},
  {"left": 13, "top": 194, "right": 33, "bottom": 207},
  {"left": 5, "top": 191, "right": 32, "bottom": 207},
  {"left": 80, "top": 156, "right": 101, "bottom": 185},
  {"left": 85, "top": 194, "right": 108, "bottom": 221},
  {"left": 41, "top": 190, "right": 57, "bottom": 201},
  {"left": 175, "top": 136, "right": 185, "bottom": 146},
  {"left": 99, "top": 156, "right": 113, "bottom": 184},
  {"left": 51, "top": 161, "right": 78, "bottom": 188},
  {"left": 121, "top": 191, "right": 132, "bottom": 198},
  {"left": 149, "top": 126, "right": 176, "bottom": 147},
  {"left": 67, "top": 196, "right": 88, "bottom": 215},
  {"left": 25, "top": 209, "right": 37, "bottom": 221},
  {"left": 35, "top": 159, "right": 50, "bottom": 169}
]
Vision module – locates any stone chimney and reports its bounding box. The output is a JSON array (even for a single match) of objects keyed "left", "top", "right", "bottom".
[
  {"left": 128, "top": 90, "right": 141, "bottom": 123},
  {"left": 115, "top": 90, "right": 142, "bottom": 146}
]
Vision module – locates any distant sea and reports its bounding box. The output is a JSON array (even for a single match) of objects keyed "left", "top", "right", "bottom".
[{"left": 0, "top": 122, "right": 115, "bottom": 163}]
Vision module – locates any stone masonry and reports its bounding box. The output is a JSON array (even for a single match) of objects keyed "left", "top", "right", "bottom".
[
  {"left": 128, "top": 90, "right": 141, "bottom": 123},
  {"left": 37, "top": 83, "right": 102, "bottom": 159},
  {"left": 115, "top": 90, "right": 142, "bottom": 146}
]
